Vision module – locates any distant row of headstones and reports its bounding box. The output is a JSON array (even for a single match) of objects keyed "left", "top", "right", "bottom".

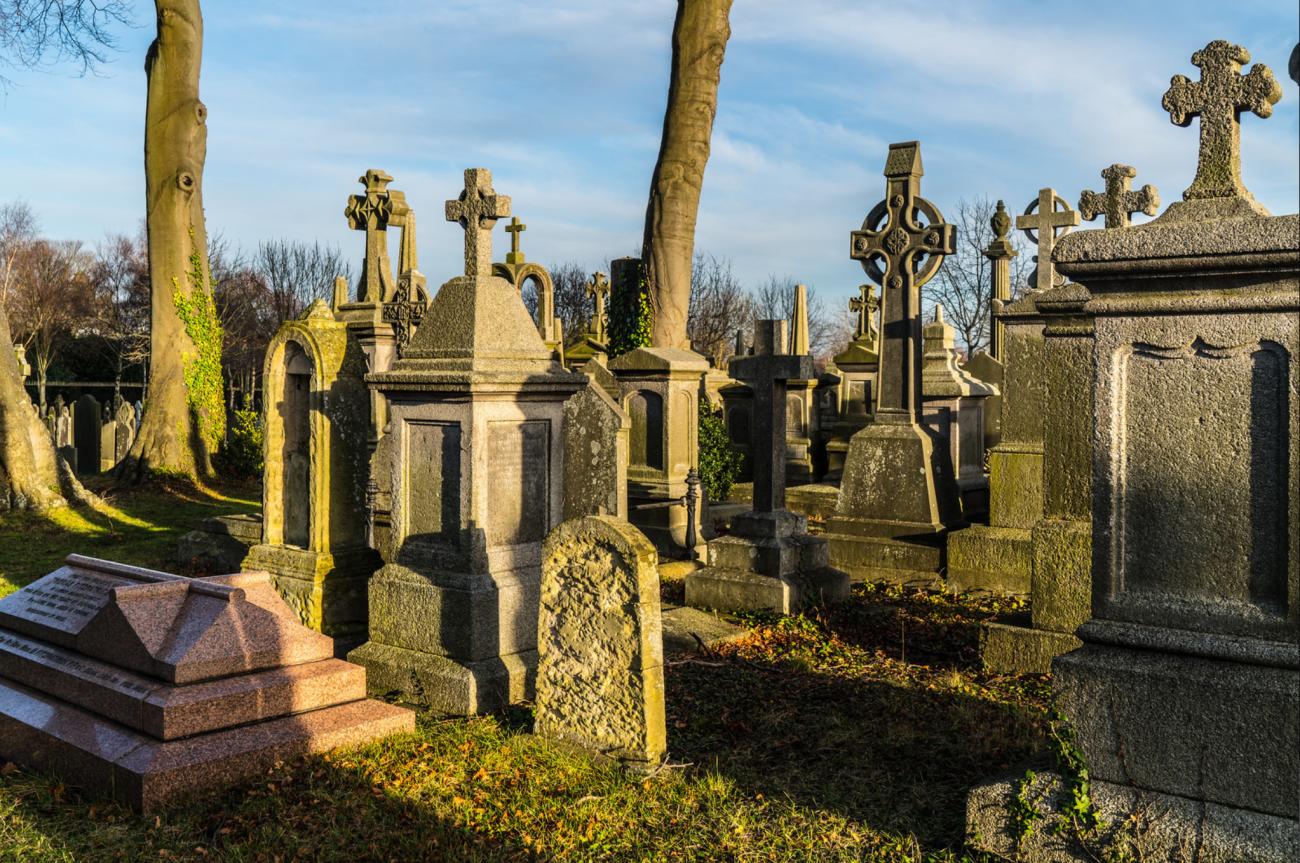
[{"left": 39, "top": 393, "right": 141, "bottom": 475}]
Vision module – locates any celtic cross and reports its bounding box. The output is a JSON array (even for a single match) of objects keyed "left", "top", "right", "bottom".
[
  {"left": 1162, "top": 40, "right": 1281, "bottom": 203},
  {"left": 505, "top": 216, "right": 527, "bottom": 265},
  {"left": 344, "top": 169, "right": 396, "bottom": 303},
  {"left": 849, "top": 141, "right": 954, "bottom": 420},
  {"left": 586, "top": 271, "right": 610, "bottom": 344},
  {"left": 1079, "top": 164, "right": 1160, "bottom": 229},
  {"left": 1016, "top": 188, "right": 1078, "bottom": 292},
  {"left": 848, "top": 283, "right": 879, "bottom": 343},
  {"left": 445, "top": 168, "right": 511, "bottom": 278}
]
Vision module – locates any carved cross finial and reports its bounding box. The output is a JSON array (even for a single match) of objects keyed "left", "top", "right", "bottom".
[
  {"left": 1162, "top": 40, "right": 1281, "bottom": 204},
  {"left": 1016, "top": 188, "right": 1078, "bottom": 292},
  {"left": 445, "top": 168, "right": 511, "bottom": 278},
  {"left": 585, "top": 271, "right": 610, "bottom": 343},
  {"left": 505, "top": 216, "right": 527, "bottom": 266},
  {"left": 344, "top": 169, "right": 397, "bottom": 303},
  {"left": 848, "top": 283, "right": 879, "bottom": 342},
  {"left": 1079, "top": 164, "right": 1160, "bottom": 229}
]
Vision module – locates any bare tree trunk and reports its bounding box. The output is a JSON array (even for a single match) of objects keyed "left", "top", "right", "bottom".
[
  {"left": 0, "top": 305, "right": 91, "bottom": 510},
  {"left": 122, "top": 0, "right": 222, "bottom": 481},
  {"left": 642, "top": 0, "right": 732, "bottom": 350}
]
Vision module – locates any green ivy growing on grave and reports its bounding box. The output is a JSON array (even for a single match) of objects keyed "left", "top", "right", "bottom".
[
  {"left": 697, "top": 400, "right": 743, "bottom": 502},
  {"left": 607, "top": 261, "right": 652, "bottom": 358},
  {"left": 171, "top": 230, "right": 226, "bottom": 458}
]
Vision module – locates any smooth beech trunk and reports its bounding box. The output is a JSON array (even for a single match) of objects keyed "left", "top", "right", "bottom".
[
  {"left": 123, "top": 0, "right": 221, "bottom": 480},
  {"left": 642, "top": 0, "right": 732, "bottom": 350}
]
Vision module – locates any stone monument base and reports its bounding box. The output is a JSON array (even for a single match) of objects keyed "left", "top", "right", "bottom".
[
  {"left": 945, "top": 524, "right": 1032, "bottom": 594},
  {"left": 347, "top": 641, "right": 533, "bottom": 716},
  {"left": 0, "top": 556, "right": 413, "bottom": 812},
  {"left": 685, "top": 511, "right": 850, "bottom": 614},
  {"left": 966, "top": 771, "right": 1298, "bottom": 863},
  {"left": 242, "top": 543, "right": 380, "bottom": 646},
  {"left": 979, "top": 617, "right": 1081, "bottom": 675},
  {"left": 824, "top": 529, "right": 945, "bottom": 587},
  {"left": 726, "top": 482, "right": 841, "bottom": 521},
  {"left": 349, "top": 563, "right": 540, "bottom": 715},
  {"left": 176, "top": 513, "right": 263, "bottom": 574}
]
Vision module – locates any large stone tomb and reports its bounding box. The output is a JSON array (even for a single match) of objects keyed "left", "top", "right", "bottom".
[{"left": 0, "top": 555, "right": 412, "bottom": 811}]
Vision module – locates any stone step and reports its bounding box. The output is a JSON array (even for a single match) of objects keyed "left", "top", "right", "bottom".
[
  {"left": 0, "top": 628, "right": 365, "bottom": 740},
  {"left": 0, "top": 676, "right": 413, "bottom": 812}
]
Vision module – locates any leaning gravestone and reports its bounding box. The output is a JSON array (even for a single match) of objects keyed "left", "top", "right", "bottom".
[
  {"left": 0, "top": 555, "right": 412, "bottom": 811},
  {"left": 73, "top": 394, "right": 101, "bottom": 476},
  {"left": 535, "top": 516, "right": 665, "bottom": 770}
]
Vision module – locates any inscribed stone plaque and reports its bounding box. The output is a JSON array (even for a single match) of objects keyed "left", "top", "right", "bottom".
[
  {"left": 487, "top": 420, "right": 549, "bottom": 546},
  {"left": 627, "top": 391, "right": 664, "bottom": 470},
  {"left": 1112, "top": 339, "right": 1288, "bottom": 617},
  {"left": 0, "top": 568, "right": 129, "bottom": 647},
  {"left": 404, "top": 421, "right": 461, "bottom": 545}
]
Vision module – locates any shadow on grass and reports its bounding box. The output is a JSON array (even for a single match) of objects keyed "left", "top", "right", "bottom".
[{"left": 666, "top": 654, "right": 1048, "bottom": 851}]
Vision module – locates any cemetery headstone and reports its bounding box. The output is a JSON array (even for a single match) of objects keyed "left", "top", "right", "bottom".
[
  {"left": 243, "top": 299, "right": 379, "bottom": 644},
  {"left": 686, "top": 320, "right": 849, "bottom": 613},
  {"left": 382, "top": 192, "right": 431, "bottom": 358},
  {"left": 349, "top": 168, "right": 586, "bottom": 715},
  {"left": 968, "top": 40, "right": 1297, "bottom": 860},
  {"left": 0, "top": 555, "right": 412, "bottom": 811},
  {"left": 920, "top": 307, "right": 995, "bottom": 521},
  {"left": 114, "top": 398, "right": 136, "bottom": 464},
  {"left": 563, "top": 356, "right": 630, "bottom": 521},
  {"left": 565, "top": 271, "right": 612, "bottom": 372},
  {"left": 72, "top": 394, "right": 102, "bottom": 475},
  {"left": 825, "top": 141, "right": 960, "bottom": 586},
  {"left": 1078, "top": 163, "right": 1159, "bottom": 229},
  {"left": 535, "top": 516, "right": 665, "bottom": 770},
  {"left": 99, "top": 408, "right": 117, "bottom": 473},
  {"left": 823, "top": 283, "right": 880, "bottom": 482},
  {"left": 1017, "top": 188, "right": 1079, "bottom": 292}
]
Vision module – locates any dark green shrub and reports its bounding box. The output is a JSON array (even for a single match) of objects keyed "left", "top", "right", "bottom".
[
  {"left": 698, "top": 400, "right": 743, "bottom": 502},
  {"left": 216, "top": 395, "right": 264, "bottom": 479},
  {"left": 607, "top": 257, "right": 652, "bottom": 358}
]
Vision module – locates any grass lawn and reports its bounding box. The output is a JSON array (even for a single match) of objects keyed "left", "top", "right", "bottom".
[{"left": 0, "top": 483, "right": 1049, "bottom": 862}]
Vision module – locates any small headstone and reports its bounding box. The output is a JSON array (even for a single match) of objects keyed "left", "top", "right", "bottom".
[
  {"left": 0, "top": 555, "right": 412, "bottom": 810},
  {"left": 535, "top": 516, "right": 665, "bottom": 770},
  {"left": 73, "top": 394, "right": 103, "bottom": 475},
  {"left": 1016, "top": 188, "right": 1079, "bottom": 292},
  {"left": 563, "top": 358, "right": 630, "bottom": 521},
  {"left": 114, "top": 399, "right": 136, "bottom": 462}
]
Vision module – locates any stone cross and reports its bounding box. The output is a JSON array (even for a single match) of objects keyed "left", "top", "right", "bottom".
[
  {"left": 729, "top": 320, "right": 814, "bottom": 514},
  {"left": 505, "top": 216, "right": 527, "bottom": 266},
  {"left": 1016, "top": 188, "right": 1078, "bottom": 292},
  {"left": 850, "top": 141, "right": 954, "bottom": 421},
  {"left": 848, "top": 283, "right": 879, "bottom": 343},
  {"left": 982, "top": 200, "right": 1018, "bottom": 362},
  {"left": 1162, "top": 40, "right": 1281, "bottom": 203},
  {"left": 585, "top": 271, "right": 610, "bottom": 344},
  {"left": 344, "top": 169, "right": 397, "bottom": 304},
  {"left": 445, "top": 168, "right": 511, "bottom": 278},
  {"left": 1079, "top": 164, "right": 1160, "bottom": 229}
]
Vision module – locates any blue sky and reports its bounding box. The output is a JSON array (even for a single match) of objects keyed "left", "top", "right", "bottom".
[{"left": 1, "top": 0, "right": 1297, "bottom": 315}]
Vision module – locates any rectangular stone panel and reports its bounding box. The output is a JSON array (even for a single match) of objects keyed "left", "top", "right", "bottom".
[
  {"left": 1109, "top": 339, "right": 1289, "bottom": 623},
  {"left": 487, "top": 421, "right": 549, "bottom": 547},
  {"left": 0, "top": 567, "right": 135, "bottom": 648},
  {"left": 403, "top": 421, "right": 461, "bottom": 546}
]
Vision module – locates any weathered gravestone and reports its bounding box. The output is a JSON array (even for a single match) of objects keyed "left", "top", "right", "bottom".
[
  {"left": 921, "top": 306, "right": 995, "bottom": 521},
  {"left": 564, "top": 271, "right": 611, "bottom": 372},
  {"left": 825, "top": 141, "right": 960, "bottom": 585},
  {"left": 242, "top": 299, "right": 378, "bottom": 644},
  {"left": 686, "top": 320, "right": 850, "bottom": 613},
  {"left": 1017, "top": 187, "right": 1079, "bottom": 293},
  {"left": 968, "top": 40, "right": 1297, "bottom": 861},
  {"left": 55, "top": 398, "right": 75, "bottom": 471},
  {"left": 349, "top": 168, "right": 586, "bottom": 715},
  {"left": 563, "top": 356, "right": 630, "bottom": 521},
  {"left": 535, "top": 516, "right": 665, "bottom": 770},
  {"left": 0, "top": 555, "right": 412, "bottom": 811},
  {"left": 823, "top": 282, "right": 880, "bottom": 482},
  {"left": 73, "top": 394, "right": 101, "bottom": 476},
  {"left": 99, "top": 404, "right": 117, "bottom": 472},
  {"left": 494, "top": 215, "right": 564, "bottom": 361},
  {"left": 114, "top": 398, "right": 136, "bottom": 464}
]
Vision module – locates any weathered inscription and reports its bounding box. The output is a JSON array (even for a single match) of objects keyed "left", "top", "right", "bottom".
[
  {"left": 0, "top": 630, "right": 154, "bottom": 696},
  {"left": 0, "top": 569, "right": 128, "bottom": 640},
  {"left": 404, "top": 421, "right": 461, "bottom": 544},
  {"left": 488, "top": 421, "right": 549, "bottom": 546}
]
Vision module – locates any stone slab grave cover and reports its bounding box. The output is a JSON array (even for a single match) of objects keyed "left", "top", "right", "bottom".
[
  {"left": 824, "top": 141, "right": 961, "bottom": 586},
  {"left": 967, "top": 40, "right": 1298, "bottom": 861},
  {"left": 535, "top": 516, "right": 665, "bottom": 770},
  {"left": 349, "top": 168, "right": 585, "bottom": 715},
  {"left": 0, "top": 555, "right": 411, "bottom": 811},
  {"left": 686, "top": 320, "right": 850, "bottom": 614},
  {"left": 242, "top": 296, "right": 379, "bottom": 645}
]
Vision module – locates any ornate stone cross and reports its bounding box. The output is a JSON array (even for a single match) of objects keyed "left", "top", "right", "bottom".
[
  {"left": 445, "top": 168, "right": 511, "bottom": 278},
  {"left": 1079, "top": 164, "right": 1160, "bottom": 229},
  {"left": 505, "top": 216, "right": 527, "bottom": 266},
  {"left": 728, "top": 320, "right": 813, "bottom": 514},
  {"left": 1162, "top": 40, "right": 1281, "bottom": 204},
  {"left": 586, "top": 271, "right": 610, "bottom": 344},
  {"left": 848, "top": 283, "right": 879, "bottom": 344},
  {"left": 850, "top": 141, "right": 954, "bottom": 421},
  {"left": 344, "top": 169, "right": 397, "bottom": 304},
  {"left": 1016, "top": 188, "right": 1078, "bottom": 292}
]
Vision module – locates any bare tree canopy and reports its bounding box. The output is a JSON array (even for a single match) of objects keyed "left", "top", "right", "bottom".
[
  {"left": 687, "top": 253, "right": 751, "bottom": 367},
  {"left": 253, "top": 238, "right": 350, "bottom": 324},
  {"left": 922, "top": 196, "right": 1031, "bottom": 356},
  {"left": 521, "top": 261, "right": 589, "bottom": 345},
  {"left": 0, "top": 0, "right": 131, "bottom": 85},
  {"left": 751, "top": 275, "right": 846, "bottom": 362}
]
